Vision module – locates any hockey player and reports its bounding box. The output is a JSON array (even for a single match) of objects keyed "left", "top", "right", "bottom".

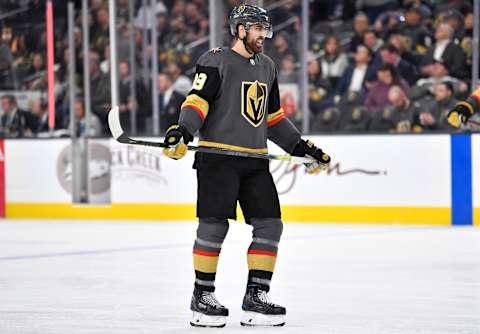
[
  {"left": 162, "top": 4, "right": 331, "bottom": 328},
  {"left": 447, "top": 87, "right": 480, "bottom": 127}
]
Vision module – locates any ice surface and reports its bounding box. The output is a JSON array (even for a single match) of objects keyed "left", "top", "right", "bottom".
[{"left": 1, "top": 220, "right": 479, "bottom": 334}]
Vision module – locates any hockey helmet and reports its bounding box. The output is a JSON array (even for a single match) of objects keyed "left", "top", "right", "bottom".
[{"left": 229, "top": 4, "right": 273, "bottom": 39}]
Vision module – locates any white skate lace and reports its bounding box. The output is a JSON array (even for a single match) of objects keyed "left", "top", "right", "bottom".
[
  {"left": 201, "top": 292, "right": 222, "bottom": 308},
  {"left": 257, "top": 290, "right": 276, "bottom": 307}
]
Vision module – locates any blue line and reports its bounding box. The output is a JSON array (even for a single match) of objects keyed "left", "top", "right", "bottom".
[
  {"left": 0, "top": 243, "right": 191, "bottom": 261},
  {"left": 451, "top": 134, "right": 473, "bottom": 225},
  {"left": 0, "top": 226, "right": 443, "bottom": 261}
]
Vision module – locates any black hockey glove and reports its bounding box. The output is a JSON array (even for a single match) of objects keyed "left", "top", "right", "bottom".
[
  {"left": 163, "top": 124, "right": 193, "bottom": 160},
  {"left": 447, "top": 102, "right": 474, "bottom": 128},
  {"left": 291, "top": 139, "right": 331, "bottom": 174}
]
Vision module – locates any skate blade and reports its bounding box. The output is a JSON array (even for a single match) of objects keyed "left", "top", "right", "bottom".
[
  {"left": 240, "top": 311, "right": 286, "bottom": 327},
  {"left": 190, "top": 311, "right": 226, "bottom": 328}
]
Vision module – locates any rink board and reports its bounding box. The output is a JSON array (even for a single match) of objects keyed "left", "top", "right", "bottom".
[
  {"left": 3, "top": 134, "right": 473, "bottom": 225},
  {"left": 473, "top": 134, "right": 480, "bottom": 226}
]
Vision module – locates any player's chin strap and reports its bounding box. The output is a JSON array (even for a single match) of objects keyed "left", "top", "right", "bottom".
[{"left": 240, "top": 34, "right": 256, "bottom": 58}]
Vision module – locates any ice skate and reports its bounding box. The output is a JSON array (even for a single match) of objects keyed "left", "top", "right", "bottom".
[
  {"left": 190, "top": 288, "right": 228, "bottom": 327},
  {"left": 240, "top": 285, "right": 286, "bottom": 327}
]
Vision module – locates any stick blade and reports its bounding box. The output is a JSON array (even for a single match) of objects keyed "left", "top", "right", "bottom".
[{"left": 108, "top": 106, "right": 125, "bottom": 141}]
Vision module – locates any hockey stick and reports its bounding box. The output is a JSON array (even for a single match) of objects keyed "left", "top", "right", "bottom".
[
  {"left": 107, "top": 106, "right": 316, "bottom": 164},
  {"left": 468, "top": 119, "right": 480, "bottom": 127}
]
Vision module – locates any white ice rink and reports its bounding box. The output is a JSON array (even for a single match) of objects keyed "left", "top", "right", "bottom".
[{"left": 0, "top": 220, "right": 479, "bottom": 334}]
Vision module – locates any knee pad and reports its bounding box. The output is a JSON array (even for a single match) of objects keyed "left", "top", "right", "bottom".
[
  {"left": 197, "top": 217, "right": 229, "bottom": 243},
  {"left": 250, "top": 218, "right": 283, "bottom": 242}
]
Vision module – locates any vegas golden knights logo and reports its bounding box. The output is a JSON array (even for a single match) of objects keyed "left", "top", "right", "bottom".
[{"left": 241, "top": 80, "right": 268, "bottom": 127}]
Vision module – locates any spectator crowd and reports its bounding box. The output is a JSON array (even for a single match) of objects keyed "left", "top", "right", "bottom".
[{"left": 0, "top": 0, "right": 477, "bottom": 137}]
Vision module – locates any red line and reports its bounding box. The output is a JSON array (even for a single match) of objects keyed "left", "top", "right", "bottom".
[
  {"left": 46, "top": 0, "right": 55, "bottom": 129},
  {"left": 193, "top": 250, "right": 219, "bottom": 257},
  {"left": 183, "top": 104, "right": 205, "bottom": 122},
  {"left": 267, "top": 114, "right": 285, "bottom": 127},
  {"left": 248, "top": 250, "right": 277, "bottom": 257}
]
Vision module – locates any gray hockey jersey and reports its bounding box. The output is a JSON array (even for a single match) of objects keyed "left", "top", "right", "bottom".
[{"left": 178, "top": 47, "right": 301, "bottom": 154}]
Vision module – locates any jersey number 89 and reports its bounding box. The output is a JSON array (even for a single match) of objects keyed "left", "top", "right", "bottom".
[{"left": 192, "top": 73, "right": 208, "bottom": 90}]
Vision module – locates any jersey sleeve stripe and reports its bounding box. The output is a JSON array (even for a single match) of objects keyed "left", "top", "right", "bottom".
[
  {"left": 183, "top": 105, "right": 206, "bottom": 122},
  {"left": 471, "top": 88, "right": 480, "bottom": 108},
  {"left": 267, "top": 108, "right": 285, "bottom": 127},
  {"left": 181, "top": 94, "right": 209, "bottom": 121}
]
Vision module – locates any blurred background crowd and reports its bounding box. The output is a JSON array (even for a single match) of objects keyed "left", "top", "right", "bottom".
[{"left": 0, "top": 0, "right": 477, "bottom": 138}]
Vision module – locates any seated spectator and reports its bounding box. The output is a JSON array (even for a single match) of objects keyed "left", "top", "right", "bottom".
[
  {"left": 363, "top": 29, "right": 384, "bottom": 53},
  {"left": 184, "top": 2, "right": 205, "bottom": 42},
  {"left": 460, "top": 11, "right": 474, "bottom": 60},
  {"left": 413, "top": 60, "right": 468, "bottom": 100},
  {"left": 308, "top": 56, "right": 334, "bottom": 115},
  {"left": 309, "top": 56, "right": 332, "bottom": 95},
  {"left": 268, "top": 31, "right": 298, "bottom": 70},
  {"left": 349, "top": 12, "right": 370, "bottom": 53},
  {"left": 0, "top": 27, "right": 16, "bottom": 89},
  {"left": 278, "top": 54, "right": 298, "bottom": 83},
  {"left": 30, "top": 98, "right": 49, "bottom": 133},
  {"left": 418, "top": 82, "right": 458, "bottom": 131},
  {"left": 24, "top": 52, "right": 47, "bottom": 90},
  {"left": 156, "top": 12, "right": 171, "bottom": 48},
  {"left": 163, "top": 16, "right": 189, "bottom": 51},
  {"left": 73, "top": 98, "right": 103, "bottom": 137},
  {"left": 118, "top": 60, "right": 151, "bottom": 133},
  {"left": 372, "top": 10, "right": 403, "bottom": 42},
  {"left": 397, "top": 3, "right": 433, "bottom": 57},
  {"left": 134, "top": 0, "right": 167, "bottom": 30},
  {"left": 377, "top": 44, "right": 419, "bottom": 85},
  {"left": 89, "top": 51, "right": 111, "bottom": 132},
  {"left": 389, "top": 86, "right": 422, "bottom": 133},
  {"left": 365, "top": 63, "right": 410, "bottom": 113},
  {"left": 320, "top": 35, "right": 349, "bottom": 89},
  {"left": 445, "top": 9, "right": 466, "bottom": 44},
  {"left": 91, "top": 6, "right": 110, "bottom": 55},
  {"left": 165, "top": 61, "right": 192, "bottom": 97},
  {"left": 0, "top": 94, "right": 38, "bottom": 138},
  {"left": 387, "top": 33, "right": 420, "bottom": 68},
  {"left": 369, "top": 86, "right": 421, "bottom": 133},
  {"left": 157, "top": 72, "right": 184, "bottom": 134},
  {"left": 421, "top": 23, "right": 467, "bottom": 79},
  {"left": 336, "top": 44, "right": 376, "bottom": 100},
  {"left": 117, "top": 0, "right": 130, "bottom": 25},
  {"left": 357, "top": 0, "right": 397, "bottom": 23}
]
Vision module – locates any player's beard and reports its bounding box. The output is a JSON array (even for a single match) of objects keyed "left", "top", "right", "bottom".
[{"left": 245, "top": 33, "right": 264, "bottom": 53}]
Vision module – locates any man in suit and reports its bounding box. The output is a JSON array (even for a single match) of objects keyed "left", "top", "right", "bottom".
[
  {"left": 335, "top": 44, "right": 376, "bottom": 100},
  {"left": 377, "top": 44, "right": 419, "bottom": 85},
  {"left": 118, "top": 60, "right": 151, "bottom": 133},
  {"left": 158, "top": 72, "right": 185, "bottom": 134},
  {"left": 349, "top": 12, "right": 370, "bottom": 53},
  {"left": 89, "top": 51, "right": 110, "bottom": 133},
  {"left": 418, "top": 81, "right": 457, "bottom": 131},
  {"left": 0, "top": 94, "right": 38, "bottom": 138},
  {"left": 421, "top": 23, "right": 467, "bottom": 79}
]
